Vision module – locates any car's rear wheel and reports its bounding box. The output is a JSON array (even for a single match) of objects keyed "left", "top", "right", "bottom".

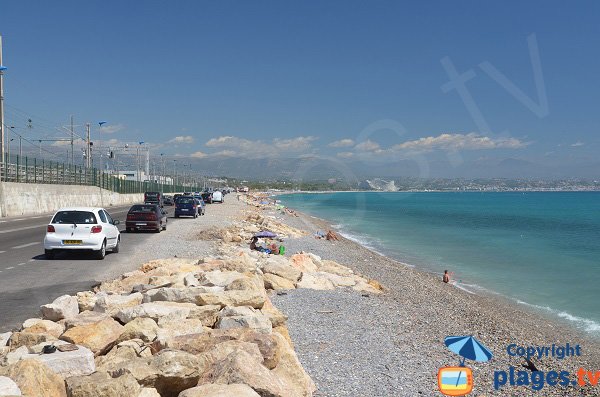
[
  {"left": 163, "top": 221, "right": 167, "bottom": 231},
  {"left": 112, "top": 237, "right": 120, "bottom": 253},
  {"left": 44, "top": 249, "right": 54, "bottom": 260},
  {"left": 156, "top": 224, "right": 161, "bottom": 233},
  {"left": 95, "top": 241, "right": 106, "bottom": 260}
]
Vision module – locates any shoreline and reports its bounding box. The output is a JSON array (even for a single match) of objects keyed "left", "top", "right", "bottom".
[
  {"left": 274, "top": 192, "right": 600, "bottom": 339},
  {"left": 252, "top": 195, "right": 600, "bottom": 395}
]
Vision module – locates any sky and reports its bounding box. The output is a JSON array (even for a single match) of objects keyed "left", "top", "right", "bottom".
[{"left": 1, "top": 1, "right": 599, "bottom": 179}]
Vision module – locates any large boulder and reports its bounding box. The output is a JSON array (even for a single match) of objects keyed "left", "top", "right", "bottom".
[
  {"left": 0, "top": 332, "right": 11, "bottom": 347},
  {"left": 215, "top": 306, "right": 272, "bottom": 334},
  {"left": 76, "top": 291, "right": 98, "bottom": 312},
  {"left": 142, "top": 287, "right": 220, "bottom": 304},
  {"left": 315, "top": 271, "right": 356, "bottom": 287},
  {"left": 115, "top": 302, "right": 196, "bottom": 324},
  {"left": 93, "top": 292, "right": 143, "bottom": 316},
  {"left": 196, "top": 289, "right": 265, "bottom": 309},
  {"left": 116, "top": 317, "right": 159, "bottom": 343},
  {"left": 271, "top": 333, "right": 316, "bottom": 397},
  {"left": 263, "top": 260, "right": 302, "bottom": 282},
  {"left": 204, "top": 340, "right": 264, "bottom": 366},
  {"left": 40, "top": 295, "right": 78, "bottom": 321},
  {"left": 21, "top": 319, "right": 64, "bottom": 338},
  {"left": 95, "top": 339, "right": 153, "bottom": 371},
  {"left": 179, "top": 384, "right": 260, "bottom": 397},
  {"left": 263, "top": 273, "right": 296, "bottom": 291},
  {"left": 0, "top": 359, "right": 67, "bottom": 397},
  {"left": 155, "top": 318, "right": 206, "bottom": 341},
  {"left": 296, "top": 273, "right": 335, "bottom": 290},
  {"left": 66, "top": 372, "right": 141, "bottom": 397},
  {"left": 139, "top": 388, "right": 161, "bottom": 397},
  {"left": 108, "top": 350, "right": 208, "bottom": 397},
  {"left": 63, "top": 311, "right": 110, "bottom": 330},
  {"left": 289, "top": 254, "right": 319, "bottom": 272},
  {"left": 319, "top": 260, "right": 353, "bottom": 276},
  {"left": 60, "top": 318, "right": 124, "bottom": 354},
  {"left": 197, "top": 270, "right": 245, "bottom": 287},
  {"left": 0, "top": 376, "right": 21, "bottom": 396},
  {"left": 186, "top": 305, "right": 221, "bottom": 327},
  {"left": 8, "top": 332, "right": 57, "bottom": 349},
  {"left": 260, "top": 297, "right": 288, "bottom": 328},
  {"left": 198, "top": 350, "right": 288, "bottom": 397},
  {"left": 11, "top": 345, "right": 95, "bottom": 378}
]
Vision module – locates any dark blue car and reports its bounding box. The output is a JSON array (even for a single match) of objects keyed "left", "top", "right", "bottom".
[{"left": 174, "top": 196, "right": 198, "bottom": 218}]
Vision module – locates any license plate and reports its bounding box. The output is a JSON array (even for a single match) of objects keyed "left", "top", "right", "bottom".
[
  {"left": 136, "top": 223, "right": 147, "bottom": 226},
  {"left": 181, "top": 209, "right": 188, "bottom": 211},
  {"left": 63, "top": 240, "right": 82, "bottom": 245}
]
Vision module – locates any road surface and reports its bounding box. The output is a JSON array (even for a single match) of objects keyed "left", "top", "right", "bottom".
[{"left": 0, "top": 205, "right": 181, "bottom": 332}]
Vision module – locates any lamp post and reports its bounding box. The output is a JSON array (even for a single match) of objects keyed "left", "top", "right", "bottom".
[{"left": 0, "top": 35, "right": 6, "bottom": 167}]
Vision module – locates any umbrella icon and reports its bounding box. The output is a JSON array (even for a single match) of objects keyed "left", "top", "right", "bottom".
[{"left": 443, "top": 335, "right": 493, "bottom": 391}]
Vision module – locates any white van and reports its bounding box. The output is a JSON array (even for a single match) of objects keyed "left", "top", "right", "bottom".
[{"left": 212, "top": 191, "right": 223, "bottom": 203}]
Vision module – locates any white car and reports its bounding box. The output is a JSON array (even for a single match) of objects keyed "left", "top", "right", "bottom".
[
  {"left": 212, "top": 190, "right": 223, "bottom": 203},
  {"left": 44, "top": 207, "right": 121, "bottom": 260}
]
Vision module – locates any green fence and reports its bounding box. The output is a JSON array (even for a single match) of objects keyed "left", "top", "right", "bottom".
[{"left": 0, "top": 152, "right": 200, "bottom": 194}]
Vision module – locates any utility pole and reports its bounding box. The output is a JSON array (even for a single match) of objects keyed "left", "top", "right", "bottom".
[
  {"left": 0, "top": 35, "right": 6, "bottom": 166},
  {"left": 85, "top": 123, "right": 91, "bottom": 168},
  {"left": 70, "top": 115, "right": 74, "bottom": 167}
]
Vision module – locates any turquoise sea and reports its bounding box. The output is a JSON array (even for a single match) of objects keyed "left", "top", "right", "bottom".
[{"left": 278, "top": 192, "right": 600, "bottom": 335}]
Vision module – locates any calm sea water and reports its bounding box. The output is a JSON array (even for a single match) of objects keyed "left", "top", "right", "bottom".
[{"left": 278, "top": 192, "right": 600, "bottom": 334}]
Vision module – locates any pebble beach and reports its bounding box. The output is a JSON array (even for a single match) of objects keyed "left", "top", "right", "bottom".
[{"left": 261, "top": 195, "right": 600, "bottom": 397}]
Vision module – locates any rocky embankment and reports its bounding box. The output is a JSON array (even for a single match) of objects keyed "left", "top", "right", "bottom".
[{"left": 0, "top": 208, "right": 382, "bottom": 397}]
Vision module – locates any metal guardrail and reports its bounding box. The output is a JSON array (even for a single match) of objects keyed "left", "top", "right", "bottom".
[{"left": 0, "top": 153, "right": 199, "bottom": 194}]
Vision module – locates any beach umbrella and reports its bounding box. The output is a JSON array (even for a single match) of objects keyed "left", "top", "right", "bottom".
[
  {"left": 254, "top": 231, "right": 277, "bottom": 238},
  {"left": 444, "top": 335, "right": 493, "bottom": 388},
  {"left": 444, "top": 335, "right": 493, "bottom": 364}
]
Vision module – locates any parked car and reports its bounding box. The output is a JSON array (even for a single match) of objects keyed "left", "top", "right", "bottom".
[
  {"left": 201, "top": 192, "right": 213, "bottom": 204},
  {"left": 126, "top": 204, "right": 167, "bottom": 233},
  {"left": 44, "top": 207, "right": 121, "bottom": 260},
  {"left": 174, "top": 196, "right": 198, "bottom": 218},
  {"left": 163, "top": 195, "right": 174, "bottom": 206},
  {"left": 194, "top": 197, "right": 206, "bottom": 215},
  {"left": 212, "top": 190, "right": 224, "bottom": 203},
  {"left": 144, "top": 191, "right": 163, "bottom": 207}
]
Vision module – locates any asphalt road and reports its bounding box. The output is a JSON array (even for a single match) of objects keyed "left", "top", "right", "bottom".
[{"left": 0, "top": 204, "right": 181, "bottom": 332}]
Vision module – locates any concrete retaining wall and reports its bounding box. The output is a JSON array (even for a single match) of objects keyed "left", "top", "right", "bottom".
[{"left": 0, "top": 182, "right": 144, "bottom": 218}]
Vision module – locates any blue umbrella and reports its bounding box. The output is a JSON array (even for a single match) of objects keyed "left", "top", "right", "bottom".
[
  {"left": 254, "top": 231, "right": 277, "bottom": 238},
  {"left": 444, "top": 335, "right": 493, "bottom": 387}
]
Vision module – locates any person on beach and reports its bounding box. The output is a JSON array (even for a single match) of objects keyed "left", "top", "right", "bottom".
[
  {"left": 250, "top": 237, "right": 258, "bottom": 251},
  {"left": 443, "top": 270, "right": 450, "bottom": 283},
  {"left": 326, "top": 230, "right": 339, "bottom": 241}
]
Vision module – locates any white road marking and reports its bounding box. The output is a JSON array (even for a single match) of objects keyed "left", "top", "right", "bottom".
[
  {"left": 5, "top": 267, "right": 14, "bottom": 270},
  {"left": 13, "top": 218, "right": 25, "bottom": 221},
  {"left": 0, "top": 251, "right": 5, "bottom": 254},
  {"left": 12, "top": 242, "right": 40, "bottom": 249},
  {"left": 0, "top": 224, "right": 46, "bottom": 234},
  {"left": 16, "top": 262, "right": 26, "bottom": 266},
  {"left": 28, "top": 259, "right": 35, "bottom": 262}
]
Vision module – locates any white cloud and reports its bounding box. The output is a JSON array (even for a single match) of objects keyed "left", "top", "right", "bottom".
[
  {"left": 336, "top": 152, "right": 354, "bottom": 158},
  {"left": 273, "top": 136, "right": 317, "bottom": 151},
  {"left": 393, "top": 133, "right": 529, "bottom": 152},
  {"left": 206, "top": 136, "right": 239, "bottom": 147},
  {"left": 51, "top": 140, "right": 72, "bottom": 147},
  {"left": 203, "top": 135, "right": 318, "bottom": 159},
  {"left": 213, "top": 150, "right": 236, "bottom": 157},
  {"left": 168, "top": 135, "right": 195, "bottom": 144},
  {"left": 190, "top": 151, "right": 208, "bottom": 158},
  {"left": 571, "top": 141, "right": 584, "bottom": 147},
  {"left": 99, "top": 124, "right": 125, "bottom": 134},
  {"left": 329, "top": 139, "right": 355, "bottom": 148},
  {"left": 355, "top": 139, "right": 381, "bottom": 152}
]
